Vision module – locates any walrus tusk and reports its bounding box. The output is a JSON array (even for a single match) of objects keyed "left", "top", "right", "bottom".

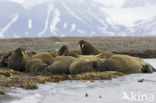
[
  {"left": 78, "top": 44, "right": 84, "bottom": 48},
  {"left": 22, "top": 51, "right": 29, "bottom": 58},
  {"left": 0, "top": 55, "right": 3, "bottom": 62},
  {"left": 82, "top": 44, "right": 84, "bottom": 48},
  {"left": 78, "top": 44, "right": 80, "bottom": 49},
  {"left": 25, "top": 51, "right": 29, "bottom": 57}
]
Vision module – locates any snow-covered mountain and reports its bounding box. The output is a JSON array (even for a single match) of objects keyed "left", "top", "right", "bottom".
[{"left": 0, "top": 0, "right": 156, "bottom": 38}]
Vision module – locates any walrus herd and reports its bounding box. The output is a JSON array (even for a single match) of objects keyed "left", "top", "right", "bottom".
[{"left": 0, "top": 40, "right": 155, "bottom": 75}]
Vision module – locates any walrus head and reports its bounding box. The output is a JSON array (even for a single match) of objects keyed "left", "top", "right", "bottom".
[
  {"left": 79, "top": 40, "right": 86, "bottom": 49},
  {"left": 79, "top": 40, "right": 101, "bottom": 55},
  {"left": 0, "top": 56, "right": 8, "bottom": 67},
  {"left": 142, "top": 64, "right": 153, "bottom": 73},
  {"left": 58, "top": 45, "right": 68, "bottom": 56},
  {"left": 15, "top": 48, "right": 29, "bottom": 58},
  {"left": 8, "top": 48, "right": 29, "bottom": 72},
  {"left": 93, "top": 60, "right": 114, "bottom": 72}
]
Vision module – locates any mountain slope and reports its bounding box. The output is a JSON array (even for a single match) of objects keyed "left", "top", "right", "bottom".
[{"left": 0, "top": 0, "right": 156, "bottom": 38}]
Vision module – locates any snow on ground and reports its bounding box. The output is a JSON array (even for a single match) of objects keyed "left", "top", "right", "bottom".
[{"left": 2, "top": 59, "right": 156, "bottom": 103}]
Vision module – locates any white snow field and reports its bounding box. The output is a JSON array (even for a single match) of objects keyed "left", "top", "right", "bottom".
[{"left": 1, "top": 59, "right": 156, "bottom": 103}]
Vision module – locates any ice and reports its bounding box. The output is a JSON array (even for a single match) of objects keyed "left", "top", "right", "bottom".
[{"left": 2, "top": 59, "right": 156, "bottom": 103}]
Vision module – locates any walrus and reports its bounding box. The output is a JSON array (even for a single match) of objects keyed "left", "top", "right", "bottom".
[
  {"left": 79, "top": 40, "right": 114, "bottom": 58},
  {"left": 58, "top": 45, "right": 81, "bottom": 57},
  {"left": 8, "top": 48, "right": 29, "bottom": 72},
  {"left": 58, "top": 45, "right": 68, "bottom": 56},
  {"left": 47, "top": 56, "right": 76, "bottom": 74},
  {"left": 25, "top": 52, "right": 56, "bottom": 73},
  {"left": 0, "top": 49, "right": 37, "bottom": 67},
  {"left": 94, "top": 54, "right": 155, "bottom": 74},
  {"left": 79, "top": 40, "right": 101, "bottom": 55},
  {"left": 70, "top": 55, "right": 105, "bottom": 74},
  {"left": 26, "top": 51, "right": 37, "bottom": 57},
  {"left": 63, "top": 49, "right": 82, "bottom": 58},
  {"left": 0, "top": 49, "right": 16, "bottom": 67}
]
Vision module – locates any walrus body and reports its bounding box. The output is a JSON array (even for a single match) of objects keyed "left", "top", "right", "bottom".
[
  {"left": 47, "top": 56, "right": 76, "bottom": 74},
  {"left": 94, "top": 54, "right": 154, "bottom": 74},
  {"left": 0, "top": 49, "right": 16, "bottom": 67},
  {"left": 25, "top": 52, "right": 55, "bottom": 73},
  {"left": 8, "top": 48, "right": 29, "bottom": 72},
  {"left": 70, "top": 55, "right": 104, "bottom": 74}
]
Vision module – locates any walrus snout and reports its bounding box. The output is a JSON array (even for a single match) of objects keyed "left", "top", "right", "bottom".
[{"left": 79, "top": 40, "right": 85, "bottom": 49}]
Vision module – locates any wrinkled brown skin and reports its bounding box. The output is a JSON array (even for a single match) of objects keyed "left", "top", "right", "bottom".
[
  {"left": 79, "top": 40, "right": 115, "bottom": 58},
  {"left": 63, "top": 50, "right": 82, "bottom": 58},
  {"left": 94, "top": 54, "right": 154, "bottom": 74},
  {"left": 70, "top": 55, "right": 105, "bottom": 74},
  {"left": 47, "top": 56, "right": 76, "bottom": 74},
  {"left": 25, "top": 52, "right": 56, "bottom": 73},
  {"left": 26, "top": 51, "right": 37, "bottom": 57},
  {"left": 8, "top": 48, "right": 29, "bottom": 72},
  {"left": 96, "top": 52, "right": 115, "bottom": 59},
  {"left": 58, "top": 45, "right": 81, "bottom": 58}
]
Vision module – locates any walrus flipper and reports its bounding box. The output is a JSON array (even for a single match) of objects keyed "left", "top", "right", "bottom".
[{"left": 152, "top": 68, "right": 156, "bottom": 72}]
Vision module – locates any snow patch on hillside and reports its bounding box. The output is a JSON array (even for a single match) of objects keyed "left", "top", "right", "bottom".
[
  {"left": 50, "top": 8, "right": 61, "bottom": 35},
  {"left": 70, "top": 24, "right": 76, "bottom": 32},
  {"left": 0, "top": 13, "right": 19, "bottom": 38},
  {"left": 38, "top": 4, "right": 53, "bottom": 37}
]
